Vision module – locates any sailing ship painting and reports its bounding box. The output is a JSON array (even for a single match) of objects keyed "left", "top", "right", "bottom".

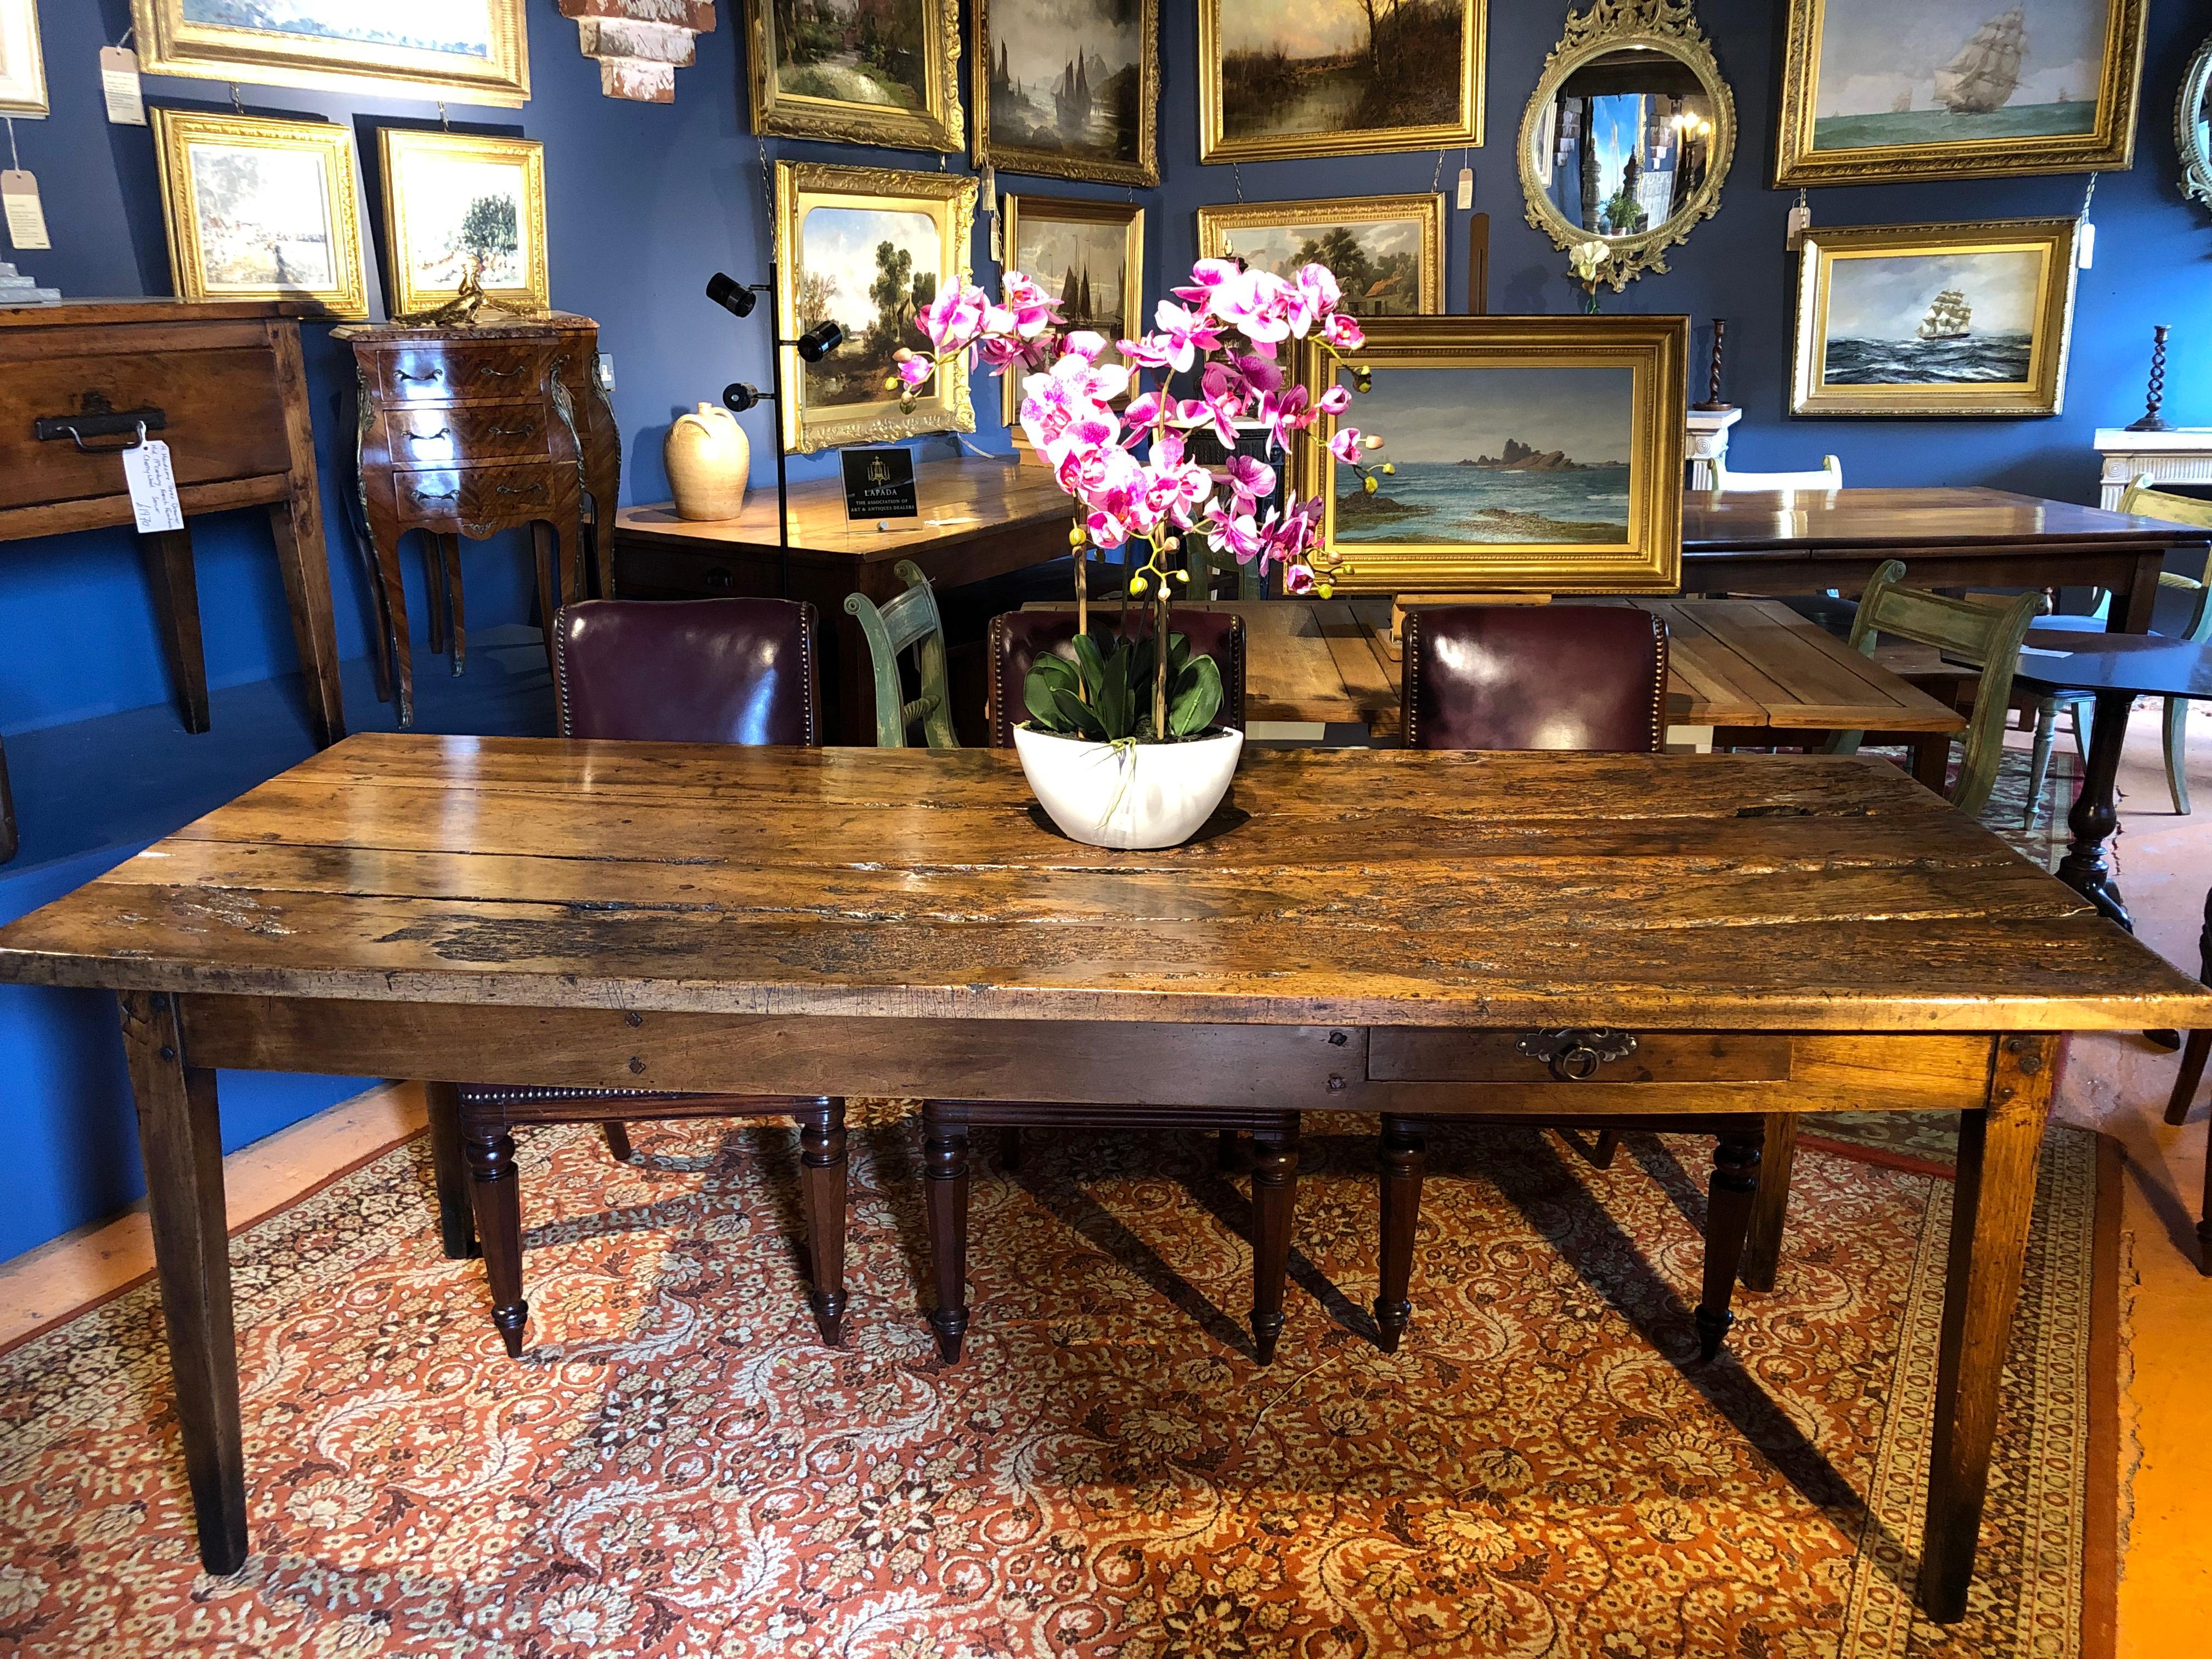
[
  {"left": 1807, "top": 0, "right": 2107, "bottom": 151},
  {"left": 984, "top": 0, "right": 1147, "bottom": 171},
  {"left": 1820, "top": 249, "right": 2041, "bottom": 386}
]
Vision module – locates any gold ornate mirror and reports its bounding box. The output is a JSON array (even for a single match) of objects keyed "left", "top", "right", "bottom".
[
  {"left": 1520, "top": 0, "right": 1736, "bottom": 290},
  {"left": 2182, "top": 35, "right": 2212, "bottom": 210}
]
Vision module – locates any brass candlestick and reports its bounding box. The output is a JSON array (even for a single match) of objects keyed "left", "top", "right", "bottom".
[
  {"left": 1692, "top": 317, "right": 1733, "bottom": 411},
  {"left": 2126, "top": 324, "right": 2175, "bottom": 433}
]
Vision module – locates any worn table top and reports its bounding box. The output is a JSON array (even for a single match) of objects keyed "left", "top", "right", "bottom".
[
  {"left": 1050, "top": 599, "right": 1965, "bottom": 736},
  {"left": 0, "top": 736, "right": 2198, "bottom": 1034},
  {"left": 1680, "top": 487, "right": 2209, "bottom": 555},
  {"left": 615, "top": 455, "right": 1071, "bottom": 567}
]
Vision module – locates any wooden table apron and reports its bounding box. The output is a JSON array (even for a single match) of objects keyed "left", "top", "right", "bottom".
[{"left": 2, "top": 740, "right": 2200, "bottom": 1625}]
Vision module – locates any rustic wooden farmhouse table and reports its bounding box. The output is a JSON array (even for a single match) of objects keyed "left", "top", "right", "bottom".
[{"left": 0, "top": 737, "right": 2200, "bottom": 1623}]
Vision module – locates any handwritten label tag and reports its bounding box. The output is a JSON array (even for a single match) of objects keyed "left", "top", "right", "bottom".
[
  {"left": 101, "top": 47, "right": 147, "bottom": 125},
  {"left": 121, "top": 439, "right": 187, "bottom": 533},
  {"left": 1, "top": 171, "right": 50, "bottom": 251},
  {"left": 1455, "top": 167, "right": 1475, "bottom": 211}
]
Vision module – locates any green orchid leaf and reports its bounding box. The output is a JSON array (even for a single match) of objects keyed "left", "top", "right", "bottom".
[
  {"left": 1050, "top": 686, "right": 1108, "bottom": 740},
  {"left": 1169, "top": 654, "right": 1223, "bottom": 736},
  {"left": 1098, "top": 642, "right": 1133, "bottom": 739},
  {"left": 1071, "top": 633, "right": 1109, "bottom": 699},
  {"left": 1024, "top": 664, "right": 1073, "bottom": 730}
]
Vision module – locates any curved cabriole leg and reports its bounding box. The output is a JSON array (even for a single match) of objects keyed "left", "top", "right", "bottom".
[
  {"left": 1249, "top": 1118, "right": 1301, "bottom": 1367},
  {"left": 1374, "top": 1115, "right": 1426, "bottom": 1353},
  {"left": 923, "top": 1105, "right": 971, "bottom": 1363},
  {"left": 601, "top": 1121, "right": 634, "bottom": 1162},
  {"left": 1695, "top": 1130, "right": 1764, "bottom": 1362},
  {"left": 800, "top": 1100, "right": 849, "bottom": 1345},
  {"left": 464, "top": 1127, "right": 528, "bottom": 1358}
]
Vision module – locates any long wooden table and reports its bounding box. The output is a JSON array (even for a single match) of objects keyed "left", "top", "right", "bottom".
[
  {"left": 1681, "top": 487, "right": 2210, "bottom": 634},
  {"left": 0, "top": 737, "right": 2200, "bottom": 1622}
]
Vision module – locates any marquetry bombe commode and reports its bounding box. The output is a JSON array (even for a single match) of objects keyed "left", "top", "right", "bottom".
[{"left": 336, "top": 315, "right": 619, "bottom": 726}]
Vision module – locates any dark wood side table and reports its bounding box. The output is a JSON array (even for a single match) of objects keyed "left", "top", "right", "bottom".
[
  {"left": 0, "top": 299, "right": 349, "bottom": 862},
  {"left": 336, "top": 318, "right": 613, "bottom": 726}
]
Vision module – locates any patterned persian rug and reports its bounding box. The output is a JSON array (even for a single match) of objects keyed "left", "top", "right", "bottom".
[{"left": 0, "top": 1108, "right": 2117, "bottom": 1658}]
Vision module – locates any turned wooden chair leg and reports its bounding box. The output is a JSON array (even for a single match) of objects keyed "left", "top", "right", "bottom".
[
  {"left": 601, "top": 1121, "right": 634, "bottom": 1162},
  {"left": 463, "top": 1126, "right": 528, "bottom": 1357},
  {"left": 998, "top": 1126, "right": 1023, "bottom": 1171},
  {"left": 1249, "top": 1117, "right": 1301, "bottom": 1366},
  {"left": 424, "top": 1082, "right": 478, "bottom": 1260},
  {"left": 923, "top": 1104, "right": 971, "bottom": 1363},
  {"left": 1696, "top": 1129, "right": 1764, "bottom": 1362},
  {"left": 799, "top": 1099, "right": 849, "bottom": 1345},
  {"left": 2169, "top": 1033, "right": 2210, "bottom": 1127},
  {"left": 1739, "top": 1113, "right": 1797, "bottom": 1293},
  {"left": 1374, "top": 1114, "right": 1425, "bottom": 1353}
]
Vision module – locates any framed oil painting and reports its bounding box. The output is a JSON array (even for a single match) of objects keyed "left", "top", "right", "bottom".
[
  {"left": 1001, "top": 194, "right": 1143, "bottom": 428},
  {"left": 1196, "top": 195, "right": 1444, "bottom": 317},
  {"left": 130, "top": 1, "right": 530, "bottom": 107},
  {"left": 1198, "top": 0, "right": 1485, "bottom": 163},
  {"left": 0, "top": 0, "right": 47, "bottom": 117},
  {"left": 746, "top": 0, "right": 964, "bottom": 154},
  {"left": 774, "top": 162, "right": 978, "bottom": 454},
  {"left": 1774, "top": 0, "right": 2147, "bottom": 184},
  {"left": 1290, "top": 315, "right": 1686, "bottom": 595},
  {"left": 1791, "top": 218, "right": 2080, "bottom": 418},
  {"left": 975, "top": 0, "right": 1158, "bottom": 187},
  {"left": 151, "top": 109, "right": 369, "bottom": 319},
  {"left": 378, "top": 128, "right": 549, "bottom": 318}
]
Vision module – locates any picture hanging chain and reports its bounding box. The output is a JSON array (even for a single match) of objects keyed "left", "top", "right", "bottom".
[
  {"left": 4, "top": 117, "right": 18, "bottom": 172},
  {"left": 1232, "top": 162, "right": 1244, "bottom": 204},
  {"left": 437, "top": 102, "right": 449, "bottom": 131},
  {"left": 2077, "top": 172, "right": 2098, "bottom": 268},
  {"left": 229, "top": 83, "right": 244, "bottom": 114},
  {"left": 111, "top": 23, "right": 134, "bottom": 50},
  {"left": 1429, "top": 149, "right": 1446, "bottom": 193}
]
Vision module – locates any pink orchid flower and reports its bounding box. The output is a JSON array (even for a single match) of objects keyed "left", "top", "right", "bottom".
[
  {"left": 1224, "top": 454, "right": 1276, "bottom": 512},
  {"left": 1329, "top": 427, "right": 1366, "bottom": 465},
  {"left": 1316, "top": 384, "right": 1353, "bottom": 416},
  {"left": 1323, "top": 312, "right": 1367, "bottom": 352}
]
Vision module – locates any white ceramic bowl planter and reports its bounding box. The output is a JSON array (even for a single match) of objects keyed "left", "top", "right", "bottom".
[{"left": 1013, "top": 724, "right": 1245, "bottom": 850}]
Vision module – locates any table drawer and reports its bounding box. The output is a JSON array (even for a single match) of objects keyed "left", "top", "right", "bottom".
[
  {"left": 3, "top": 347, "right": 292, "bottom": 510},
  {"left": 612, "top": 539, "right": 776, "bottom": 599},
  {"left": 378, "top": 343, "right": 550, "bottom": 403},
  {"left": 381, "top": 402, "right": 555, "bottom": 466},
  {"left": 1373, "top": 1030, "right": 1794, "bottom": 1085},
  {"left": 393, "top": 464, "right": 558, "bottom": 526}
]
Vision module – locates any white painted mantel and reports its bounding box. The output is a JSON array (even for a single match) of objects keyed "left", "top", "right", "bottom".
[
  {"left": 1686, "top": 407, "right": 1743, "bottom": 490},
  {"left": 2095, "top": 428, "right": 2212, "bottom": 509}
]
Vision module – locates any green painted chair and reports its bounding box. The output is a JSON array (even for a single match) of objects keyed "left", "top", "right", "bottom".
[
  {"left": 844, "top": 558, "right": 958, "bottom": 750},
  {"left": 1821, "top": 558, "right": 2041, "bottom": 817}
]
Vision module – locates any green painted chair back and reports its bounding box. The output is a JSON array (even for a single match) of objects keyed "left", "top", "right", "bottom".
[
  {"left": 2121, "top": 474, "right": 2212, "bottom": 644},
  {"left": 1824, "top": 557, "right": 2042, "bottom": 816},
  {"left": 843, "top": 558, "right": 957, "bottom": 750},
  {"left": 1186, "top": 530, "right": 1264, "bottom": 600}
]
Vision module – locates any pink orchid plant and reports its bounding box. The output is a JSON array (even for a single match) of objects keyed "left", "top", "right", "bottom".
[{"left": 894, "top": 257, "right": 1386, "bottom": 741}]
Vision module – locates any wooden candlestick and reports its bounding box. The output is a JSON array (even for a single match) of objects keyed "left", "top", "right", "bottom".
[
  {"left": 1692, "top": 317, "right": 1733, "bottom": 412},
  {"left": 2126, "top": 324, "right": 2174, "bottom": 433}
]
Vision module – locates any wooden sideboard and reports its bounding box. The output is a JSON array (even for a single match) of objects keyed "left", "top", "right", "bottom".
[
  {"left": 0, "top": 300, "right": 348, "bottom": 862},
  {"left": 336, "top": 315, "right": 617, "bottom": 726}
]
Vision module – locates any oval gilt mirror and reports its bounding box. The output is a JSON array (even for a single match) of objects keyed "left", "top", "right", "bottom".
[
  {"left": 2182, "top": 33, "right": 2212, "bottom": 210},
  {"left": 1520, "top": 0, "right": 1736, "bottom": 289}
]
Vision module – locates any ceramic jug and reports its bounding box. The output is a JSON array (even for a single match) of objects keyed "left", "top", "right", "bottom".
[{"left": 664, "top": 402, "right": 751, "bottom": 520}]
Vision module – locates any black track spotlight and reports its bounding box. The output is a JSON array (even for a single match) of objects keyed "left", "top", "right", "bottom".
[
  {"left": 722, "top": 382, "right": 765, "bottom": 413},
  {"left": 706, "top": 271, "right": 758, "bottom": 318},
  {"left": 795, "top": 320, "right": 844, "bottom": 363}
]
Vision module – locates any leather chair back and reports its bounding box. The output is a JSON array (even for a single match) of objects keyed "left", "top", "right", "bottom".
[
  {"left": 985, "top": 610, "right": 1248, "bottom": 747},
  {"left": 1402, "top": 605, "right": 1667, "bottom": 753},
  {"left": 552, "top": 599, "right": 820, "bottom": 746}
]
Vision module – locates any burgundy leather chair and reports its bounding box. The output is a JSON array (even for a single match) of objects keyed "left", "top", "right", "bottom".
[
  {"left": 1386, "top": 605, "right": 1764, "bottom": 1362},
  {"left": 923, "top": 610, "right": 1303, "bottom": 1368},
  {"left": 440, "top": 599, "right": 849, "bottom": 1357}
]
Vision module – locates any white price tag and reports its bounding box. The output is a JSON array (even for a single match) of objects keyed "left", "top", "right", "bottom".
[
  {"left": 2078, "top": 222, "right": 2096, "bottom": 269},
  {"left": 101, "top": 47, "right": 146, "bottom": 126},
  {"left": 1455, "top": 167, "right": 1475, "bottom": 211},
  {"left": 121, "top": 439, "right": 186, "bottom": 533},
  {"left": 1785, "top": 202, "right": 1812, "bottom": 252},
  {"left": 1, "top": 170, "right": 49, "bottom": 251}
]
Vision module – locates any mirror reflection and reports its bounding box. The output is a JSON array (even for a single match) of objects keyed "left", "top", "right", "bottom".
[{"left": 1531, "top": 47, "right": 1719, "bottom": 242}]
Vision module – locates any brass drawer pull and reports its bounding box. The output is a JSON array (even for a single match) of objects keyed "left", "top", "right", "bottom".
[
  {"left": 405, "top": 426, "right": 452, "bottom": 444},
  {"left": 396, "top": 368, "right": 444, "bottom": 383},
  {"left": 476, "top": 365, "right": 524, "bottom": 380},
  {"left": 1516, "top": 1029, "right": 1638, "bottom": 1081},
  {"left": 494, "top": 483, "right": 533, "bottom": 497},
  {"left": 487, "top": 422, "right": 536, "bottom": 438},
  {"left": 410, "top": 485, "right": 459, "bottom": 502}
]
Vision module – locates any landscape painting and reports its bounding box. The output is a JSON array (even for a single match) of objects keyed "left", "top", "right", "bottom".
[
  {"left": 1198, "top": 197, "right": 1442, "bottom": 317},
  {"left": 797, "top": 205, "right": 944, "bottom": 410},
  {"left": 178, "top": 0, "right": 496, "bottom": 59},
  {"left": 749, "top": 0, "right": 962, "bottom": 151},
  {"left": 1200, "top": 0, "right": 1483, "bottom": 161},
  {"left": 979, "top": 0, "right": 1158, "bottom": 185},
  {"left": 1003, "top": 196, "right": 1142, "bottom": 422},
  {"left": 133, "top": 0, "right": 530, "bottom": 104},
  {"left": 0, "top": 0, "right": 48, "bottom": 117},
  {"left": 1792, "top": 219, "right": 2078, "bottom": 416},
  {"left": 1775, "top": 0, "right": 2147, "bottom": 182},
  {"left": 380, "top": 130, "right": 547, "bottom": 317}
]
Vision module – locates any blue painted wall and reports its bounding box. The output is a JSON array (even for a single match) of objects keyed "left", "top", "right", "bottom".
[{"left": 0, "top": 0, "right": 2205, "bottom": 1259}]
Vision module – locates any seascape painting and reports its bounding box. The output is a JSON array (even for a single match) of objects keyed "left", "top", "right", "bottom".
[
  {"left": 1821, "top": 249, "right": 2043, "bottom": 386},
  {"left": 1333, "top": 367, "right": 1635, "bottom": 548},
  {"left": 1809, "top": 0, "right": 2107, "bottom": 151},
  {"left": 1011, "top": 218, "right": 1130, "bottom": 362},
  {"left": 796, "top": 206, "right": 944, "bottom": 409},
  {"left": 178, "top": 1, "right": 498, "bottom": 60},
  {"left": 984, "top": 0, "right": 1149, "bottom": 174},
  {"left": 773, "top": 0, "right": 932, "bottom": 111},
  {"left": 1214, "top": 216, "right": 1426, "bottom": 317},
  {"left": 1203, "top": 0, "right": 1480, "bottom": 158},
  {"left": 187, "top": 142, "right": 337, "bottom": 293}
]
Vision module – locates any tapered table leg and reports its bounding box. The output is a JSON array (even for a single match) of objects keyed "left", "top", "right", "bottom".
[
  {"left": 799, "top": 1100, "right": 848, "bottom": 1345},
  {"left": 1921, "top": 1034, "right": 2057, "bottom": 1624},
  {"left": 119, "top": 990, "right": 247, "bottom": 1576},
  {"left": 422, "top": 1082, "right": 477, "bottom": 1261},
  {"left": 2055, "top": 691, "right": 2134, "bottom": 930},
  {"left": 1695, "top": 1130, "right": 1763, "bottom": 1361},
  {"left": 1739, "top": 1113, "right": 1797, "bottom": 1293},
  {"left": 923, "top": 1104, "right": 970, "bottom": 1363},
  {"left": 140, "top": 527, "right": 210, "bottom": 735},
  {"left": 1249, "top": 1118, "right": 1300, "bottom": 1366},
  {"left": 1374, "top": 1115, "right": 1424, "bottom": 1353}
]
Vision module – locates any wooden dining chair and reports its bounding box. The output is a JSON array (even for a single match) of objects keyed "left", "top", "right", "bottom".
[
  {"left": 920, "top": 609, "right": 1300, "bottom": 1365},
  {"left": 441, "top": 598, "right": 851, "bottom": 1357},
  {"left": 845, "top": 558, "right": 958, "bottom": 750},
  {"left": 1389, "top": 603, "right": 1768, "bottom": 1362}
]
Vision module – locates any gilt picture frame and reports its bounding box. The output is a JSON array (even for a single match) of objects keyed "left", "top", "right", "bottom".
[
  {"left": 151, "top": 108, "right": 369, "bottom": 320},
  {"left": 129, "top": 0, "right": 530, "bottom": 108},
  {"left": 1196, "top": 195, "right": 1444, "bottom": 317},
  {"left": 1773, "top": 0, "right": 2147, "bottom": 185},
  {"left": 0, "top": 0, "right": 48, "bottom": 117},
  {"left": 975, "top": 0, "right": 1159, "bottom": 187},
  {"left": 1197, "top": 0, "right": 1486, "bottom": 164},
  {"left": 1000, "top": 194, "right": 1143, "bottom": 429},
  {"left": 378, "top": 128, "right": 549, "bottom": 319},
  {"left": 747, "top": 0, "right": 965, "bottom": 154},
  {"left": 2180, "top": 32, "right": 2212, "bottom": 210},
  {"left": 775, "top": 161, "right": 978, "bottom": 455},
  {"left": 1790, "top": 218, "right": 2080, "bottom": 419},
  {"left": 1291, "top": 315, "right": 1686, "bottom": 595}
]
